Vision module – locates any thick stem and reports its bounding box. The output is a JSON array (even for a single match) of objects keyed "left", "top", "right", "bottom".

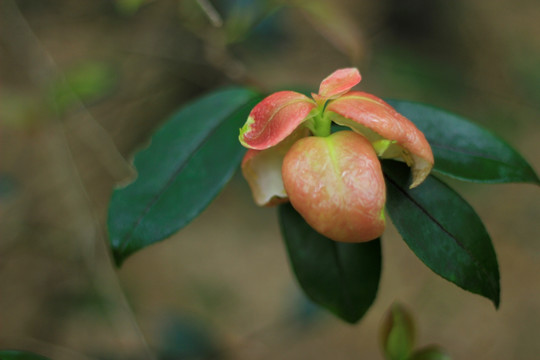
[{"left": 311, "top": 111, "right": 332, "bottom": 137}]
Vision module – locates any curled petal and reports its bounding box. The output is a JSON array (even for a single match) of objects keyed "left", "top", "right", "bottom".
[
  {"left": 239, "top": 91, "right": 316, "bottom": 150},
  {"left": 318, "top": 68, "right": 361, "bottom": 100},
  {"left": 282, "top": 131, "right": 386, "bottom": 242},
  {"left": 327, "top": 91, "right": 434, "bottom": 187},
  {"left": 242, "top": 127, "right": 309, "bottom": 206}
]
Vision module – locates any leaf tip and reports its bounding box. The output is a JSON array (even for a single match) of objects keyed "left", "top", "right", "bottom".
[
  {"left": 492, "top": 291, "right": 501, "bottom": 310},
  {"left": 112, "top": 249, "right": 125, "bottom": 268}
]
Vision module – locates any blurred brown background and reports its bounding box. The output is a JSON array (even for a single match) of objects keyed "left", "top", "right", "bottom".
[{"left": 1, "top": 0, "right": 539, "bottom": 359}]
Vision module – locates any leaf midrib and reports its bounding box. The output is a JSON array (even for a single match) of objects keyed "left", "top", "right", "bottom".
[
  {"left": 248, "top": 97, "right": 315, "bottom": 140},
  {"left": 384, "top": 173, "right": 496, "bottom": 298},
  {"left": 116, "top": 99, "right": 256, "bottom": 254}
]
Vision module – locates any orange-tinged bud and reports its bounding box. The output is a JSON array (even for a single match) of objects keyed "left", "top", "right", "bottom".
[
  {"left": 239, "top": 91, "right": 316, "bottom": 150},
  {"left": 318, "top": 67, "right": 362, "bottom": 100},
  {"left": 282, "top": 131, "right": 386, "bottom": 242},
  {"left": 326, "top": 91, "right": 434, "bottom": 188}
]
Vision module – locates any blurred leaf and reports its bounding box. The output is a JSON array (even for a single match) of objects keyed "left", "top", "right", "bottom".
[
  {"left": 51, "top": 62, "right": 116, "bottom": 112},
  {"left": 159, "top": 316, "right": 220, "bottom": 360},
  {"left": 108, "top": 87, "right": 261, "bottom": 266},
  {"left": 292, "top": 0, "right": 363, "bottom": 61},
  {"left": 410, "top": 346, "right": 452, "bottom": 360},
  {"left": 383, "top": 160, "right": 500, "bottom": 307},
  {"left": 386, "top": 100, "right": 539, "bottom": 184},
  {"left": 223, "top": 0, "right": 283, "bottom": 44},
  {"left": 224, "top": 7, "right": 257, "bottom": 43},
  {"left": 381, "top": 303, "right": 416, "bottom": 360},
  {"left": 115, "top": 0, "right": 146, "bottom": 15},
  {"left": 278, "top": 203, "right": 381, "bottom": 324},
  {"left": 0, "top": 350, "right": 50, "bottom": 360},
  {"left": 0, "top": 173, "right": 18, "bottom": 200}
]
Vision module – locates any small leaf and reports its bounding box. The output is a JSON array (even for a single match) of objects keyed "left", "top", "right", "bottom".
[
  {"left": 386, "top": 100, "right": 539, "bottom": 184},
  {"left": 381, "top": 303, "right": 416, "bottom": 360},
  {"left": 0, "top": 350, "right": 51, "bottom": 360},
  {"left": 108, "top": 88, "right": 262, "bottom": 266},
  {"left": 278, "top": 203, "right": 381, "bottom": 323},
  {"left": 383, "top": 160, "right": 500, "bottom": 307},
  {"left": 239, "top": 91, "right": 315, "bottom": 150},
  {"left": 318, "top": 68, "right": 361, "bottom": 99},
  {"left": 410, "top": 346, "right": 452, "bottom": 360}
]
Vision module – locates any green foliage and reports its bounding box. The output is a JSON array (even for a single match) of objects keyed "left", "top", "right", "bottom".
[
  {"left": 0, "top": 350, "right": 50, "bottom": 360},
  {"left": 381, "top": 304, "right": 416, "bottom": 360},
  {"left": 106, "top": 87, "right": 537, "bottom": 323},
  {"left": 380, "top": 304, "right": 452, "bottom": 360},
  {"left": 383, "top": 160, "right": 500, "bottom": 307},
  {"left": 278, "top": 202, "right": 381, "bottom": 323},
  {"left": 387, "top": 100, "right": 539, "bottom": 184},
  {"left": 108, "top": 87, "right": 261, "bottom": 265}
]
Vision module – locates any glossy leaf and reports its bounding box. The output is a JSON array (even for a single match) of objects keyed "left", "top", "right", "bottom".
[
  {"left": 108, "top": 88, "right": 262, "bottom": 266},
  {"left": 0, "top": 350, "right": 50, "bottom": 360},
  {"left": 381, "top": 304, "right": 416, "bottom": 360},
  {"left": 386, "top": 100, "right": 539, "bottom": 184},
  {"left": 278, "top": 202, "right": 381, "bottom": 323},
  {"left": 383, "top": 161, "right": 500, "bottom": 307}
]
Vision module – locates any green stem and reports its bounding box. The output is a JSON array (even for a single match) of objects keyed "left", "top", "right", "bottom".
[{"left": 312, "top": 111, "right": 332, "bottom": 137}]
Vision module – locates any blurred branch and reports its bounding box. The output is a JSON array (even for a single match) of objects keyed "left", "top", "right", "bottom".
[
  {"left": 195, "top": 0, "right": 223, "bottom": 27},
  {"left": 1, "top": 1, "right": 155, "bottom": 358}
]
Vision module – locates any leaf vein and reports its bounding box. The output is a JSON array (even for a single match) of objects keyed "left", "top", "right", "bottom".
[
  {"left": 384, "top": 173, "right": 493, "bottom": 282},
  {"left": 117, "top": 99, "right": 257, "bottom": 254}
]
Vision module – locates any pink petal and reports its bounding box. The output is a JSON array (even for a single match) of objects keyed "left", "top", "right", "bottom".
[
  {"left": 239, "top": 91, "right": 316, "bottom": 150},
  {"left": 318, "top": 68, "right": 361, "bottom": 100},
  {"left": 326, "top": 91, "right": 434, "bottom": 187},
  {"left": 282, "top": 131, "right": 386, "bottom": 242},
  {"left": 241, "top": 127, "right": 309, "bottom": 206}
]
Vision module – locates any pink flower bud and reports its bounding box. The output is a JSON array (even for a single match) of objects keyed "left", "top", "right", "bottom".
[{"left": 238, "top": 68, "right": 433, "bottom": 242}]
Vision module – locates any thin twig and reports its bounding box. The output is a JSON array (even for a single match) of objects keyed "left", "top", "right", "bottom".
[
  {"left": 196, "top": 0, "right": 223, "bottom": 27},
  {"left": 2, "top": 1, "right": 156, "bottom": 358}
]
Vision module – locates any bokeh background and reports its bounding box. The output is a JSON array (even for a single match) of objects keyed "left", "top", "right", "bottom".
[{"left": 1, "top": 0, "right": 539, "bottom": 359}]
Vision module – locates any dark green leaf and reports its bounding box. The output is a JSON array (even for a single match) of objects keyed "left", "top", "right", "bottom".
[
  {"left": 383, "top": 160, "right": 500, "bottom": 307},
  {"left": 108, "top": 87, "right": 261, "bottom": 266},
  {"left": 381, "top": 303, "right": 416, "bottom": 360},
  {"left": 409, "top": 346, "right": 452, "bottom": 360},
  {"left": 0, "top": 350, "right": 50, "bottom": 360},
  {"left": 278, "top": 203, "right": 381, "bottom": 324},
  {"left": 386, "top": 100, "right": 539, "bottom": 184}
]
